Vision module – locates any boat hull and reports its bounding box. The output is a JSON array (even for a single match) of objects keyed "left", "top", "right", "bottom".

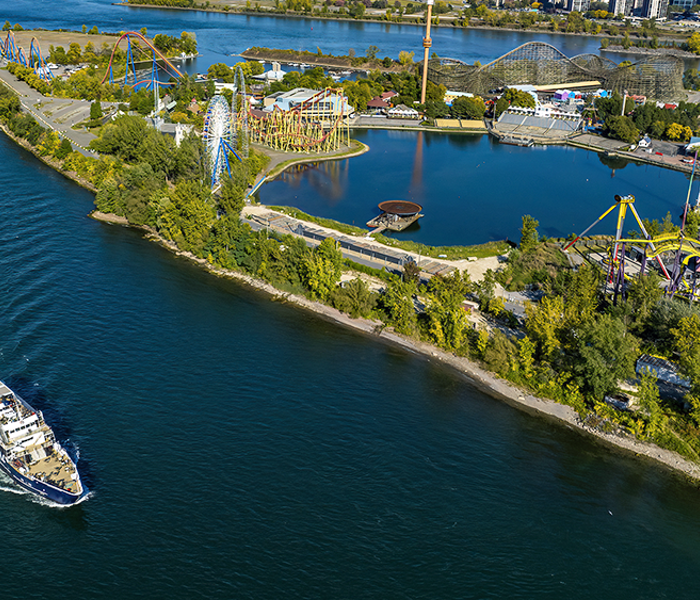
[{"left": 0, "top": 455, "right": 85, "bottom": 505}]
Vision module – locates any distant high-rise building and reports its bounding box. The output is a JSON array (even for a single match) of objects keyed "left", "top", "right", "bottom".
[
  {"left": 567, "top": 0, "right": 591, "bottom": 12},
  {"left": 641, "top": 0, "right": 668, "bottom": 18},
  {"left": 609, "top": 0, "right": 630, "bottom": 15}
]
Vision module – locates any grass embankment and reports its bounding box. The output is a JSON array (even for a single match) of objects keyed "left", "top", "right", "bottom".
[
  {"left": 372, "top": 235, "right": 510, "bottom": 260},
  {"left": 267, "top": 205, "right": 509, "bottom": 259},
  {"left": 497, "top": 243, "right": 570, "bottom": 290}
]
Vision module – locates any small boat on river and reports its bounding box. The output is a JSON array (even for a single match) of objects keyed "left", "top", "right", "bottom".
[{"left": 0, "top": 381, "right": 86, "bottom": 505}]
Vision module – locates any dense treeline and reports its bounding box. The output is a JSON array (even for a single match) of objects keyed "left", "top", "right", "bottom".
[
  {"left": 596, "top": 92, "right": 700, "bottom": 144},
  {"left": 127, "top": 0, "right": 195, "bottom": 6},
  {"left": 241, "top": 63, "right": 449, "bottom": 114},
  {"left": 119, "top": 0, "right": 691, "bottom": 51},
  {"left": 484, "top": 217, "right": 700, "bottom": 461}
]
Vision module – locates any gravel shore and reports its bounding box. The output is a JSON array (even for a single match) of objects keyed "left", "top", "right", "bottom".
[{"left": 91, "top": 208, "right": 700, "bottom": 487}]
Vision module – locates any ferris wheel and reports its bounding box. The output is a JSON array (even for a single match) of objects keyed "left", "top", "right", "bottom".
[{"left": 203, "top": 95, "right": 241, "bottom": 188}]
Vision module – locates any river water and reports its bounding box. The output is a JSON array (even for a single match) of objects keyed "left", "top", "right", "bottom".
[
  {"left": 1, "top": 3, "right": 700, "bottom": 598},
  {"left": 4, "top": 0, "right": 650, "bottom": 69},
  {"left": 1, "top": 128, "right": 700, "bottom": 600},
  {"left": 261, "top": 129, "right": 694, "bottom": 245}
]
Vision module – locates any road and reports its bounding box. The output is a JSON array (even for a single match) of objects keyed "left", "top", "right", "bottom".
[{"left": 0, "top": 61, "right": 98, "bottom": 157}]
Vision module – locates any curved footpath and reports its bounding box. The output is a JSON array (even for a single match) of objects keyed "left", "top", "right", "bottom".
[{"left": 92, "top": 207, "right": 700, "bottom": 485}]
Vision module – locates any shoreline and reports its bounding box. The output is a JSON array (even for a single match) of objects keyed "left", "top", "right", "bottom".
[
  {"left": 91, "top": 207, "right": 700, "bottom": 486},
  {"left": 116, "top": 2, "right": 684, "bottom": 44},
  {"left": 0, "top": 124, "right": 98, "bottom": 193},
  {"left": 1, "top": 98, "right": 696, "bottom": 485}
]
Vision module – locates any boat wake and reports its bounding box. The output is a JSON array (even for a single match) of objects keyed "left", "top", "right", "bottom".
[
  {"left": 0, "top": 483, "right": 28, "bottom": 496},
  {"left": 0, "top": 470, "right": 91, "bottom": 508}
]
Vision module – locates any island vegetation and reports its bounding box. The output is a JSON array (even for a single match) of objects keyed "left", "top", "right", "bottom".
[{"left": 3, "top": 26, "right": 700, "bottom": 476}]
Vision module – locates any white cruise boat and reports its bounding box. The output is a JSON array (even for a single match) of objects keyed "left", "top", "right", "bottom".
[{"left": 0, "top": 381, "right": 86, "bottom": 505}]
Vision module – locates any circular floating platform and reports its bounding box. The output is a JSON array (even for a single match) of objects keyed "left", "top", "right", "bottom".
[{"left": 378, "top": 200, "right": 422, "bottom": 216}]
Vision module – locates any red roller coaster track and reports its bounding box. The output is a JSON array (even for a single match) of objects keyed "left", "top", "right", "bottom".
[{"left": 100, "top": 31, "right": 184, "bottom": 89}]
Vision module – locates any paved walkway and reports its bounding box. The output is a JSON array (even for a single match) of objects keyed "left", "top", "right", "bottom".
[
  {"left": 243, "top": 205, "right": 504, "bottom": 282},
  {"left": 569, "top": 132, "right": 692, "bottom": 173}
]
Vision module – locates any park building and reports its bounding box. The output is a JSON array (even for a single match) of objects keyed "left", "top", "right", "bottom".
[{"left": 263, "top": 87, "right": 353, "bottom": 118}]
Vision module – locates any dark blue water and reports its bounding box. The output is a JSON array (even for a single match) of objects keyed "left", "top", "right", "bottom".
[
  {"left": 260, "top": 129, "right": 693, "bottom": 245},
  {"left": 1, "top": 4, "right": 700, "bottom": 597},
  {"left": 2, "top": 0, "right": 641, "bottom": 71},
  {"left": 1, "top": 122, "right": 700, "bottom": 599}
]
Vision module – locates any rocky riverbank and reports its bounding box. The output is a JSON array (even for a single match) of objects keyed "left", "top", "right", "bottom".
[{"left": 90, "top": 207, "right": 700, "bottom": 486}]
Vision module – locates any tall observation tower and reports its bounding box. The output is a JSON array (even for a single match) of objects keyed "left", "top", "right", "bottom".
[{"left": 420, "top": 0, "right": 435, "bottom": 105}]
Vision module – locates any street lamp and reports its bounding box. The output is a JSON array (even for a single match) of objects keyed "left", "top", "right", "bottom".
[{"left": 420, "top": 0, "right": 435, "bottom": 106}]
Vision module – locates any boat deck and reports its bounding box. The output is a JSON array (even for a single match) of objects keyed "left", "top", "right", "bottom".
[{"left": 23, "top": 446, "right": 81, "bottom": 494}]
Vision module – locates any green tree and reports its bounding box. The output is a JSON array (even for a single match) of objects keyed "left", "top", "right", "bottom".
[
  {"left": 525, "top": 295, "right": 565, "bottom": 361},
  {"left": 518, "top": 336, "right": 536, "bottom": 379},
  {"left": 54, "top": 138, "right": 73, "bottom": 160},
  {"left": 688, "top": 32, "right": 700, "bottom": 55},
  {"left": 398, "top": 50, "right": 415, "bottom": 65},
  {"left": 425, "top": 271, "right": 473, "bottom": 352},
  {"left": 90, "top": 100, "right": 103, "bottom": 121},
  {"left": 494, "top": 97, "right": 509, "bottom": 118},
  {"left": 636, "top": 371, "right": 664, "bottom": 439},
  {"left": 380, "top": 279, "right": 418, "bottom": 335},
  {"left": 503, "top": 88, "right": 536, "bottom": 109},
  {"left": 519, "top": 215, "right": 539, "bottom": 253},
  {"left": 302, "top": 238, "right": 343, "bottom": 300},
  {"left": 570, "top": 313, "right": 638, "bottom": 398},
  {"left": 366, "top": 45, "right": 379, "bottom": 59},
  {"left": 685, "top": 209, "right": 700, "bottom": 238},
  {"left": 330, "top": 278, "right": 377, "bottom": 318},
  {"left": 670, "top": 313, "right": 700, "bottom": 385},
  {"left": 403, "top": 260, "right": 420, "bottom": 285},
  {"left": 90, "top": 115, "right": 148, "bottom": 162},
  {"left": 627, "top": 273, "right": 663, "bottom": 330},
  {"left": 66, "top": 42, "right": 82, "bottom": 64},
  {"left": 622, "top": 32, "right": 631, "bottom": 49},
  {"left": 218, "top": 174, "right": 246, "bottom": 217},
  {"left": 424, "top": 100, "right": 450, "bottom": 119},
  {"left": 450, "top": 96, "right": 486, "bottom": 119},
  {"left": 604, "top": 115, "right": 639, "bottom": 143},
  {"left": 666, "top": 122, "right": 692, "bottom": 142}
]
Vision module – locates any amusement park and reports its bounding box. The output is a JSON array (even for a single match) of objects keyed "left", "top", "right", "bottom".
[{"left": 5, "top": 10, "right": 700, "bottom": 550}]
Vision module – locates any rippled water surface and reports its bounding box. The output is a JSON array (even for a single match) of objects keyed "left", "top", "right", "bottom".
[
  {"left": 1, "top": 3, "right": 700, "bottom": 597},
  {"left": 1, "top": 129, "right": 700, "bottom": 600},
  {"left": 2, "top": 0, "right": 659, "bottom": 69},
  {"left": 260, "top": 130, "right": 694, "bottom": 245}
]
